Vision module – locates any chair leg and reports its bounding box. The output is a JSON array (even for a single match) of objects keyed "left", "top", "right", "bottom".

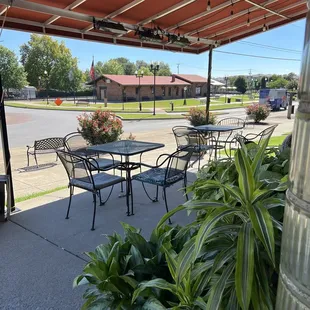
[
  {"left": 91, "top": 193, "right": 97, "bottom": 231},
  {"left": 163, "top": 187, "right": 172, "bottom": 224},
  {"left": 65, "top": 185, "right": 74, "bottom": 219},
  {"left": 184, "top": 175, "right": 189, "bottom": 201}
]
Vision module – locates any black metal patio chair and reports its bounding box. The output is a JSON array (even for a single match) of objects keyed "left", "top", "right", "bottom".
[
  {"left": 57, "top": 150, "right": 125, "bottom": 230},
  {"left": 132, "top": 146, "right": 194, "bottom": 223},
  {"left": 64, "top": 132, "right": 119, "bottom": 171},
  {"left": 172, "top": 126, "right": 214, "bottom": 169},
  {"left": 216, "top": 117, "right": 246, "bottom": 158},
  {"left": 237, "top": 124, "right": 278, "bottom": 147}
]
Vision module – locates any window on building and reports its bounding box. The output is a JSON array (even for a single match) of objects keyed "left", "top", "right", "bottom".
[
  {"left": 136, "top": 87, "right": 139, "bottom": 95},
  {"left": 196, "top": 87, "right": 201, "bottom": 96},
  {"left": 176, "top": 87, "right": 179, "bottom": 96},
  {"left": 162, "top": 87, "right": 166, "bottom": 96},
  {"left": 168, "top": 87, "right": 171, "bottom": 96},
  {"left": 151, "top": 86, "right": 154, "bottom": 94}
]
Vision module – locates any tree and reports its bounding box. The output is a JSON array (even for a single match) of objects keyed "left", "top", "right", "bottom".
[
  {"left": 136, "top": 60, "right": 148, "bottom": 69},
  {"left": 286, "top": 79, "right": 298, "bottom": 90},
  {"left": 20, "top": 34, "right": 82, "bottom": 90},
  {"left": 0, "top": 45, "right": 27, "bottom": 92},
  {"left": 284, "top": 72, "right": 298, "bottom": 81},
  {"left": 157, "top": 62, "right": 172, "bottom": 76},
  {"left": 101, "top": 59, "right": 124, "bottom": 75},
  {"left": 268, "top": 77, "right": 288, "bottom": 89},
  {"left": 234, "top": 76, "right": 247, "bottom": 94},
  {"left": 138, "top": 66, "right": 153, "bottom": 76},
  {"left": 114, "top": 57, "right": 136, "bottom": 75}
]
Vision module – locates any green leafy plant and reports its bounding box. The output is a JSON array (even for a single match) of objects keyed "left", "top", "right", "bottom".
[
  {"left": 74, "top": 222, "right": 190, "bottom": 309},
  {"left": 133, "top": 139, "right": 288, "bottom": 309},
  {"left": 77, "top": 110, "right": 123, "bottom": 145},
  {"left": 187, "top": 107, "right": 216, "bottom": 126},
  {"left": 75, "top": 140, "right": 289, "bottom": 309},
  {"left": 246, "top": 103, "right": 271, "bottom": 123}
]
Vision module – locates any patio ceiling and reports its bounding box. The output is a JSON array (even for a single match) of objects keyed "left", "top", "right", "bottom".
[{"left": 0, "top": 0, "right": 306, "bottom": 54}]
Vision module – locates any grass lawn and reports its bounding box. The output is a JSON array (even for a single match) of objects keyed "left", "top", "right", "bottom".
[
  {"left": 7, "top": 100, "right": 249, "bottom": 112},
  {"left": 268, "top": 133, "right": 289, "bottom": 146}
]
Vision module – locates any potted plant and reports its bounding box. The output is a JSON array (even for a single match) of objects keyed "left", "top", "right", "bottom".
[
  {"left": 246, "top": 103, "right": 271, "bottom": 123},
  {"left": 77, "top": 110, "right": 123, "bottom": 145},
  {"left": 187, "top": 107, "right": 216, "bottom": 126}
]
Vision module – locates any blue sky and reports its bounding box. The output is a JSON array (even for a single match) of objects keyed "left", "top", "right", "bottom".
[{"left": 0, "top": 18, "right": 305, "bottom": 78}]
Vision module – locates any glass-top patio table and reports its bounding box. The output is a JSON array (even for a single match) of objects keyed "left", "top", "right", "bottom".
[
  {"left": 88, "top": 140, "right": 165, "bottom": 216},
  {"left": 194, "top": 124, "right": 244, "bottom": 158}
]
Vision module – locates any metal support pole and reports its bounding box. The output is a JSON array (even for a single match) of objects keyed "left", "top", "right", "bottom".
[
  {"left": 139, "top": 77, "right": 141, "bottom": 111},
  {"left": 276, "top": 1, "right": 310, "bottom": 308},
  {"left": 287, "top": 92, "right": 293, "bottom": 119},
  {"left": 206, "top": 45, "right": 213, "bottom": 124},
  {"left": 0, "top": 76, "right": 14, "bottom": 214},
  {"left": 225, "top": 76, "right": 227, "bottom": 103},
  {"left": 153, "top": 73, "right": 156, "bottom": 116}
]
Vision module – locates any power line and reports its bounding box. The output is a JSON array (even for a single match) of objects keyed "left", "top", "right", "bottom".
[
  {"left": 214, "top": 50, "right": 301, "bottom": 61},
  {"left": 238, "top": 40, "right": 302, "bottom": 54}
]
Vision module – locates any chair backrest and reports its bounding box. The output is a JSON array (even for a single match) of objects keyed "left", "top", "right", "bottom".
[
  {"left": 172, "top": 126, "right": 207, "bottom": 149},
  {"left": 256, "top": 125, "right": 278, "bottom": 146},
  {"left": 238, "top": 124, "right": 278, "bottom": 147},
  {"left": 164, "top": 147, "right": 193, "bottom": 184},
  {"left": 217, "top": 117, "right": 245, "bottom": 128},
  {"left": 34, "top": 137, "right": 64, "bottom": 151},
  {"left": 64, "top": 132, "right": 96, "bottom": 157},
  {"left": 57, "top": 150, "right": 94, "bottom": 186},
  {"left": 217, "top": 118, "right": 246, "bottom": 140}
]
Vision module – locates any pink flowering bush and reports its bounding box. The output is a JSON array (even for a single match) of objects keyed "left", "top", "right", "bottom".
[
  {"left": 77, "top": 110, "right": 123, "bottom": 145},
  {"left": 187, "top": 107, "right": 216, "bottom": 126},
  {"left": 246, "top": 103, "right": 270, "bottom": 123}
]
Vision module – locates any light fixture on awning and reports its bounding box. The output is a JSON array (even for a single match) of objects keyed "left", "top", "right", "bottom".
[{"left": 93, "top": 18, "right": 128, "bottom": 34}]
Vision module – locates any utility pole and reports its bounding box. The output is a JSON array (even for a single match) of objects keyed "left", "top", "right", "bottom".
[{"left": 249, "top": 69, "right": 252, "bottom": 99}]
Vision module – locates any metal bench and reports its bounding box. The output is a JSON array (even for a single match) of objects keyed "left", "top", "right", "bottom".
[
  {"left": 26, "top": 137, "right": 65, "bottom": 166},
  {"left": 76, "top": 100, "right": 89, "bottom": 106}
]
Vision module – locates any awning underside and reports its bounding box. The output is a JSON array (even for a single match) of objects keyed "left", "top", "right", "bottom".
[{"left": 0, "top": 0, "right": 306, "bottom": 54}]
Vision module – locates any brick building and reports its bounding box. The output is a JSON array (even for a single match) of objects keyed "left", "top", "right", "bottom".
[{"left": 92, "top": 74, "right": 223, "bottom": 102}]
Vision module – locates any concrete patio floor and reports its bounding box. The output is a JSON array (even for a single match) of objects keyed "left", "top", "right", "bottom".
[{"left": 0, "top": 171, "right": 197, "bottom": 309}]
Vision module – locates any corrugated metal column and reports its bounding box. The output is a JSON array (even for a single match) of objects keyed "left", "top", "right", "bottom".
[
  {"left": 276, "top": 1, "right": 310, "bottom": 308},
  {"left": 206, "top": 45, "right": 213, "bottom": 123}
]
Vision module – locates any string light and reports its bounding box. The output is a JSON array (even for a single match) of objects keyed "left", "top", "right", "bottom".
[
  {"left": 262, "top": 15, "right": 267, "bottom": 31},
  {"left": 231, "top": 0, "right": 234, "bottom": 16},
  {"left": 177, "top": 27, "right": 180, "bottom": 40},
  {"left": 247, "top": 11, "right": 250, "bottom": 27},
  {"left": 197, "top": 31, "right": 200, "bottom": 42},
  {"left": 207, "top": 0, "right": 211, "bottom": 11}
]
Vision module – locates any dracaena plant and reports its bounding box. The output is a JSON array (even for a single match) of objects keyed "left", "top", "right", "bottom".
[
  {"left": 74, "top": 222, "right": 190, "bottom": 309},
  {"left": 133, "top": 138, "right": 287, "bottom": 309}
]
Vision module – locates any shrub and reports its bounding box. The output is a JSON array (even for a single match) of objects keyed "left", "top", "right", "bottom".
[
  {"left": 246, "top": 103, "right": 270, "bottom": 123},
  {"left": 77, "top": 110, "right": 123, "bottom": 145},
  {"left": 187, "top": 107, "right": 216, "bottom": 126}
]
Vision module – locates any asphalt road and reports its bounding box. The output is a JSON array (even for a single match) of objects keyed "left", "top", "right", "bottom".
[{"left": 3, "top": 105, "right": 250, "bottom": 148}]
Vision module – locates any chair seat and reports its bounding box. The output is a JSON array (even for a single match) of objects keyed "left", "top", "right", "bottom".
[
  {"left": 71, "top": 173, "right": 125, "bottom": 191},
  {"left": 89, "top": 158, "right": 120, "bottom": 171},
  {"left": 132, "top": 168, "right": 184, "bottom": 186}
]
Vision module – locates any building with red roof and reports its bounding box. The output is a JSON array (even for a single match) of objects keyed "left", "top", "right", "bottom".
[{"left": 93, "top": 74, "right": 223, "bottom": 102}]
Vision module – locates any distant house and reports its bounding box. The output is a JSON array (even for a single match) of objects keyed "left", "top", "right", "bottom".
[
  {"left": 174, "top": 74, "right": 224, "bottom": 96},
  {"left": 91, "top": 74, "right": 224, "bottom": 102}
]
